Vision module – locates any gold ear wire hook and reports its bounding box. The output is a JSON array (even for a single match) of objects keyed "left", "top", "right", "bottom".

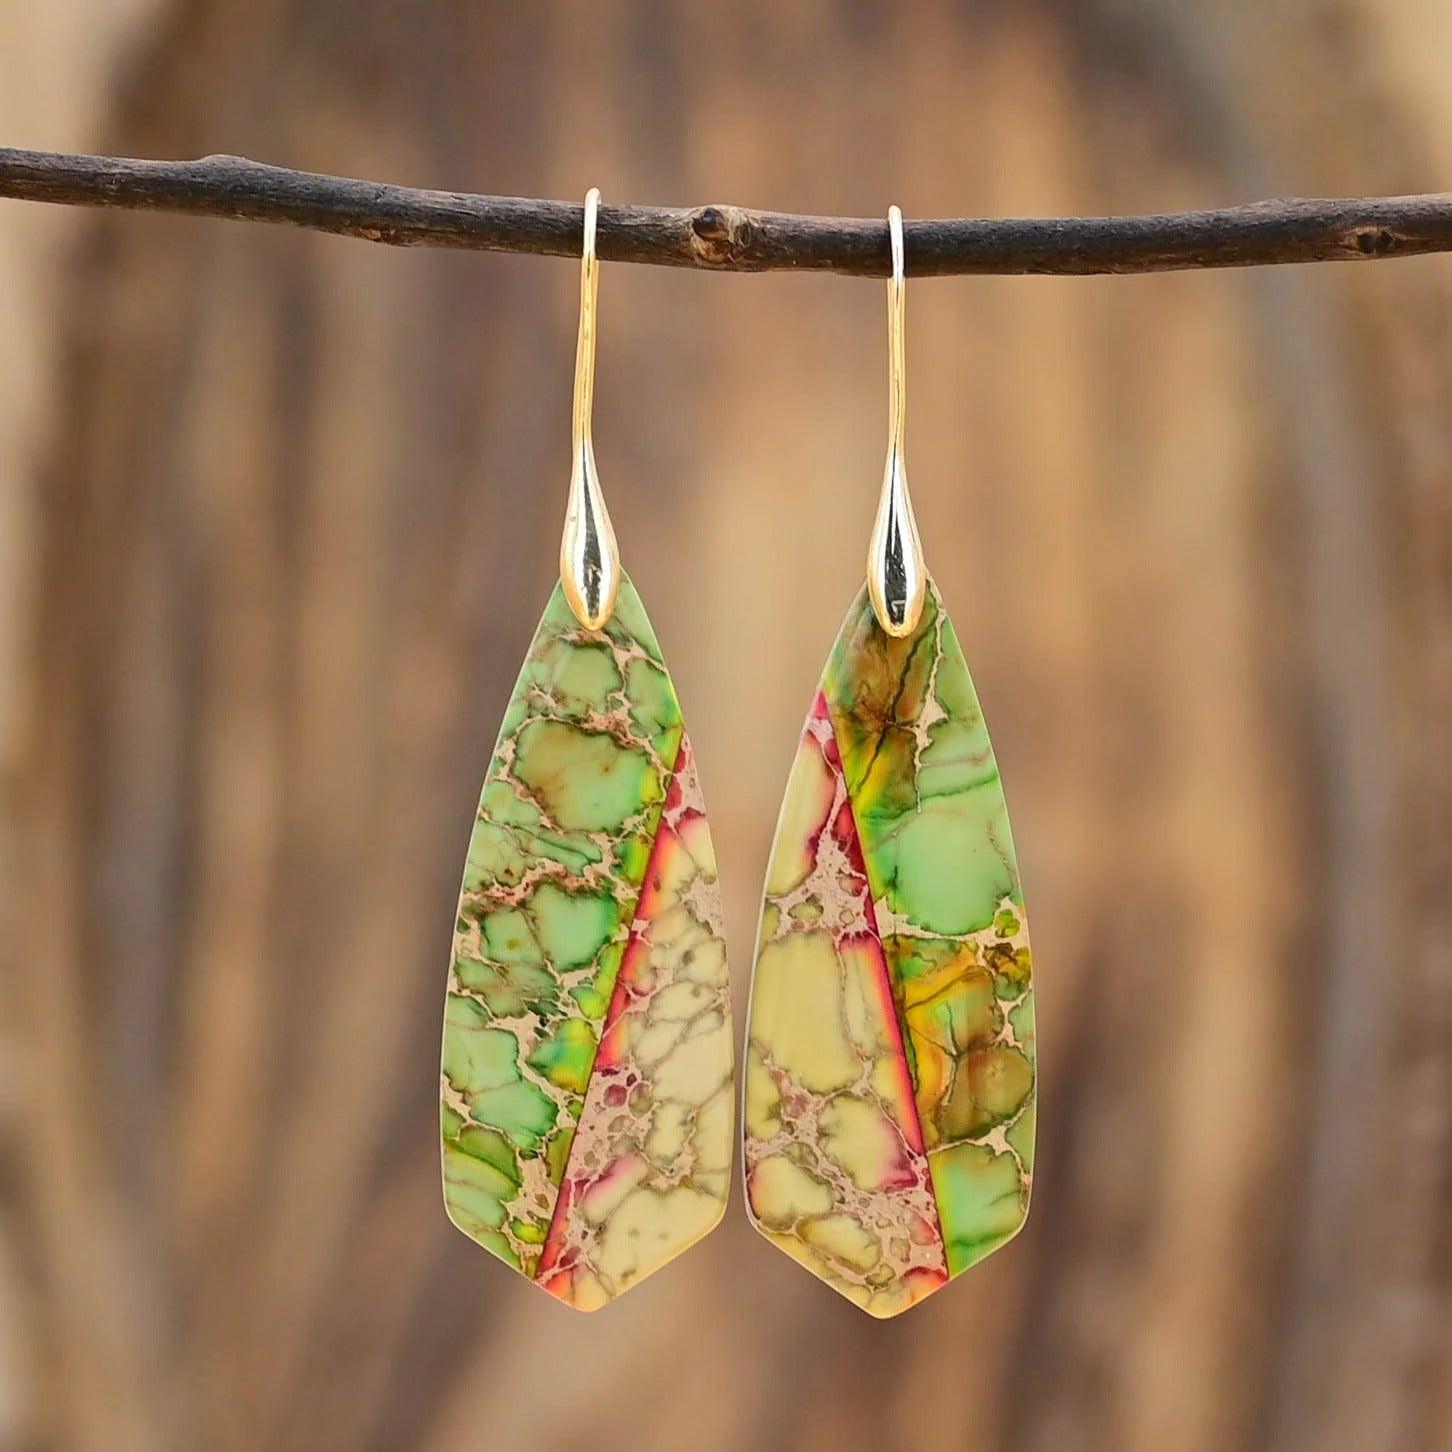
[
  {"left": 867, "top": 204, "right": 926, "bottom": 637},
  {"left": 560, "top": 187, "right": 622, "bottom": 630}
]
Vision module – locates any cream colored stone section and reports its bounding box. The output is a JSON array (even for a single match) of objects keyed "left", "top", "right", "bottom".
[{"left": 539, "top": 741, "right": 733, "bottom": 1306}]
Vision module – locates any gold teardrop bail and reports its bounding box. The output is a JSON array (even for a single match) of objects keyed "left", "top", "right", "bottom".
[
  {"left": 560, "top": 187, "right": 622, "bottom": 631},
  {"left": 867, "top": 204, "right": 927, "bottom": 638}
]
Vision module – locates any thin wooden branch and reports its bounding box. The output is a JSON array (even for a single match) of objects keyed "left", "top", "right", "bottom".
[{"left": 3, "top": 146, "right": 1452, "bottom": 276}]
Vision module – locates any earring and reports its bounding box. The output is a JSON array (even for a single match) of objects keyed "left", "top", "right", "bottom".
[
  {"left": 742, "top": 207, "right": 1036, "bottom": 1319},
  {"left": 441, "top": 190, "right": 733, "bottom": 1310}
]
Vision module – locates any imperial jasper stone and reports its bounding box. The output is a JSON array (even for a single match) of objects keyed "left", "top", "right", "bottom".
[
  {"left": 441, "top": 574, "right": 733, "bottom": 1310},
  {"left": 744, "top": 579, "right": 1035, "bottom": 1318}
]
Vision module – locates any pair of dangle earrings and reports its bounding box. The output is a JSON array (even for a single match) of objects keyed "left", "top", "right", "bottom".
[{"left": 440, "top": 191, "right": 1036, "bottom": 1318}]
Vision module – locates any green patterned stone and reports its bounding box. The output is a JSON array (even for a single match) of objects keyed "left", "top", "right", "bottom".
[
  {"left": 743, "top": 576, "right": 1036, "bottom": 1314},
  {"left": 822, "top": 580, "right": 1035, "bottom": 1275},
  {"left": 440, "top": 574, "right": 683, "bottom": 1275}
]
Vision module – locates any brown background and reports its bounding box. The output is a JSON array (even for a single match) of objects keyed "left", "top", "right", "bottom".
[{"left": 2, "top": 4, "right": 1450, "bottom": 1450}]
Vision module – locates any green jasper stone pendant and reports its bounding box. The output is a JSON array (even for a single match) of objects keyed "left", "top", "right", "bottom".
[
  {"left": 441, "top": 571, "right": 733, "bottom": 1309},
  {"left": 743, "top": 578, "right": 1035, "bottom": 1317}
]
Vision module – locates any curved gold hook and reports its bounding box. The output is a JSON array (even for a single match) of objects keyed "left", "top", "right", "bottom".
[
  {"left": 560, "top": 187, "right": 621, "bottom": 630},
  {"left": 867, "top": 205, "right": 926, "bottom": 637}
]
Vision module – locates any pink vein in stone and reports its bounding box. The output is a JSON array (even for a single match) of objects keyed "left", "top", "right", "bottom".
[
  {"left": 816, "top": 696, "right": 931, "bottom": 1164},
  {"left": 535, "top": 735, "right": 725, "bottom": 1306},
  {"left": 745, "top": 693, "right": 947, "bottom": 1306}
]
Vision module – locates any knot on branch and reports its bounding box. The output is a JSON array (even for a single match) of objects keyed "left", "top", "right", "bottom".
[
  {"left": 1350, "top": 225, "right": 1399, "bottom": 256},
  {"left": 689, "top": 205, "right": 757, "bottom": 267}
]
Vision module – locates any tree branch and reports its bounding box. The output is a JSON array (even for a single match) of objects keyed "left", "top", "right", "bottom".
[{"left": 3, "top": 146, "right": 1452, "bottom": 276}]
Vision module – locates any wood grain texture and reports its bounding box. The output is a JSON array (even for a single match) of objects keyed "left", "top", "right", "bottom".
[{"left": 3, "top": 2, "right": 1449, "bottom": 1450}]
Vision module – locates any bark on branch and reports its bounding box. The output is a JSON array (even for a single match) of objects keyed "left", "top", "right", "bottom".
[{"left": 3, "top": 146, "right": 1452, "bottom": 275}]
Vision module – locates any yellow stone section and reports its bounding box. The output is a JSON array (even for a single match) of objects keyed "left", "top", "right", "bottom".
[
  {"left": 751, "top": 932, "right": 863, "bottom": 1094},
  {"left": 764, "top": 733, "right": 835, "bottom": 896},
  {"left": 743, "top": 704, "right": 948, "bottom": 1317}
]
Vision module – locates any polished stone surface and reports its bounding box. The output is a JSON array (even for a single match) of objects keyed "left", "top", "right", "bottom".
[
  {"left": 744, "top": 580, "right": 1034, "bottom": 1314},
  {"left": 442, "top": 575, "right": 731, "bottom": 1307}
]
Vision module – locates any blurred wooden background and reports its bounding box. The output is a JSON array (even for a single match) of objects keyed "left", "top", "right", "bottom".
[{"left": 2, "top": 3, "right": 1450, "bottom": 1449}]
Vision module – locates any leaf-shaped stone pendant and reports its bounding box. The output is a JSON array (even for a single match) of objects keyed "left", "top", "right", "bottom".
[
  {"left": 441, "top": 573, "right": 732, "bottom": 1309},
  {"left": 743, "top": 579, "right": 1035, "bottom": 1318}
]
